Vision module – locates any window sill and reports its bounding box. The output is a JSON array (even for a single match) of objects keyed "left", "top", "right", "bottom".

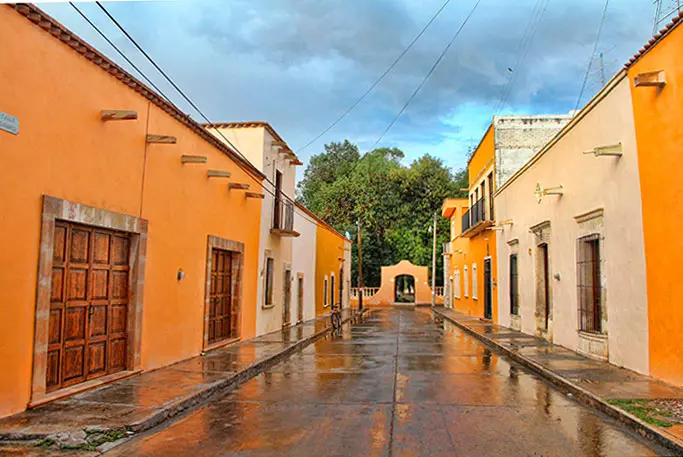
[
  {"left": 323, "top": 303, "right": 330, "bottom": 308},
  {"left": 578, "top": 330, "right": 608, "bottom": 339},
  {"left": 262, "top": 304, "right": 275, "bottom": 310}
]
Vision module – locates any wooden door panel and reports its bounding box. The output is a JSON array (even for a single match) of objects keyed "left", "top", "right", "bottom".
[
  {"left": 62, "top": 346, "right": 85, "bottom": 382},
  {"left": 67, "top": 269, "right": 88, "bottom": 301},
  {"left": 208, "top": 249, "right": 235, "bottom": 344},
  {"left": 64, "top": 307, "right": 87, "bottom": 342},
  {"left": 48, "top": 309, "right": 62, "bottom": 345},
  {"left": 112, "top": 236, "right": 129, "bottom": 265},
  {"left": 89, "top": 305, "right": 108, "bottom": 338},
  {"left": 47, "top": 221, "right": 131, "bottom": 392},
  {"left": 110, "top": 305, "right": 127, "bottom": 334},
  {"left": 111, "top": 271, "right": 128, "bottom": 299},
  {"left": 69, "top": 229, "right": 90, "bottom": 264},
  {"left": 109, "top": 339, "right": 127, "bottom": 371},
  {"left": 51, "top": 268, "right": 64, "bottom": 302},
  {"left": 46, "top": 350, "right": 60, "bottom": 388},
  {"left": 87, "top": 342, "right": 107, "bottom": 376},
  {"left": 93, "top": 232, "right": 110, "bottom": 264}
]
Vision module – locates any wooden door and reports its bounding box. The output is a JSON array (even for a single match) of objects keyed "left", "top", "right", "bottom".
[
  {"left": 209, "top": 249, "right": 234, "bottom": 344},
  {"left": 484, "top": 258, "right": 492, "bottom": 320},
  {"left": 540, "top": 244, "right": 550, "bottom": 329},
  {"left": 47, "top": 222, "right": 130, "bottom": 392},
  {"left": 297, "top": 277, "right": 304, "bottom": 324},
  {"left": 283, "top": 269, "right": 291, "bottom": 327}
]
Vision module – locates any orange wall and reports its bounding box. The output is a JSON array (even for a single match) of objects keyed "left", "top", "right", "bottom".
[
  {"left": 315, "top": 226, "right": 346, "bottom": 316},
  {"left": 628, "top": 22, "right": 683, "bottom": 386},
  {"left": 468, "top": 125, "right": 494, "bottom": 188},
  {"left": 451, "top": 232, "right": 498, "bottom": 321},
  {"left": 0, "top": 7, "right": 261, "bottom": 417}
]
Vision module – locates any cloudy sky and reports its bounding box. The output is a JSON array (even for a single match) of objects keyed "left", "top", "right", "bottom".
[{"left": 42, "top": 0, "right": 661, "bottom": 174}]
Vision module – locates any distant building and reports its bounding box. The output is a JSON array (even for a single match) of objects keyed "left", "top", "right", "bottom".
[{"left": 443, "top": 115, "right": 570, "bottom": 321}]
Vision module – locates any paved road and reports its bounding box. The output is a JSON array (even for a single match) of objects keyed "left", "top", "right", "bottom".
[{"left": 105, "top": 309, "right": 669, "bottom": 456}]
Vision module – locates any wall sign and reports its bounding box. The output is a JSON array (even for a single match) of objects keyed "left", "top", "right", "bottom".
[{"left": 0, "top": 111, "right": 19, "bottom": 135}]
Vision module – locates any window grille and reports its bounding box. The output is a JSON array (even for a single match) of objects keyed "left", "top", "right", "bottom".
[
  {"left": 510, "top": 254, "right": 519, "bottom": 315},
  {"left": 577, "top": 234, "right": 602, "bottom": 333},
  {"left": 265, "top": 257, "right": 274, "bottom": 306}
]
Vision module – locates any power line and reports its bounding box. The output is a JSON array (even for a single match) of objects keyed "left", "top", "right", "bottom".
[
  {"left": 296, "top": 0, "right": 454, "bottom": 154},
  {"left": 575, "top": 0, "right": 610, "bottom": 112},
  {"left": 91, "top": 2, "right": 324, "bottom": 226},
  {"left": 373, "top": 0, "right": 482, "bottom": 148},
  {"left": 69, "top": 2, "right": 172, "bottom": 103},
  {"left": 79, "top": 2, "right": 323, "bottom": 228},
  {"left": 493, "top": 0, "right": 550, "bottom": 115}
]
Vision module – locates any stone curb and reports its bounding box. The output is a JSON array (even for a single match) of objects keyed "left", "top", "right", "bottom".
[
  {"left": 432, "top": 307, "right": 683, "bottom": 455},
  {"left": 0, "top": 309, "right": 368, "bottom": 444}
]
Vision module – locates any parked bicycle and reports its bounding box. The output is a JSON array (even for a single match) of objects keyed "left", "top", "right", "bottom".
[{"left": 330, "top": 303, "right": 342, "bottom": 332}]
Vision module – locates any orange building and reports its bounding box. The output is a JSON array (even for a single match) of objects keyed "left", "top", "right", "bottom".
[
  {"left": 0, "top": 4, "right": 264, "bottom": 418},
  {"left": 626, "top": 11, "right": 683, "bottom": 387}
]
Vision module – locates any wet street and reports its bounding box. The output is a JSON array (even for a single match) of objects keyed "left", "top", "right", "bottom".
[{"left": 104, "top": 309, "right": 668, "bottom": 456}]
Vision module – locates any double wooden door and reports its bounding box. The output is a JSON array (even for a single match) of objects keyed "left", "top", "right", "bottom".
[
  {"left": 208, "top": 248, "right": 237, "bottom": 344},
  {"left": 48, "top": 222, "right": 130, "bottom": 392},
  {"left": 484, "top": 258, "right": 493, "bottom": 320}
]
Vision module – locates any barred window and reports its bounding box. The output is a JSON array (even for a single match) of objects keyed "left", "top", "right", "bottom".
[
  {"left": 472, "top": 263, "right": 478, "bottom": 300},
  {"left": 265, "top": 257, "right": 274, "bottom": 306},
  {"left": 577, "top": 234, "right": 602, "bottom": 333},
  {"left": 510, "top": 254, "right": 519, "bottom": 315},
  {"left": 324, "top": 277, "right": 328, "bottom": 307},
  {"left": 464, "top": 266, "right": 469, "bottom": 297}
]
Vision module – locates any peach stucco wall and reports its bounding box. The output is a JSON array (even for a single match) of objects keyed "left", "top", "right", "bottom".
[
  {"left": 627, "top": 22, "right": 683, "bottom": 386},
  {"left": 0, "top": 7, "right": 262, "bottom": 418},
  {"left": 494, "top": 74, "right": 649, "bottom": 375},
  {"left": 315, "top": 225, "right": 347, "bottom": 316}
]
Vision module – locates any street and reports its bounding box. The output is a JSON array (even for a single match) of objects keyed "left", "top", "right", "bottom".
[{"left": 104, "top": 309, "right": 668, "bottom": 456}]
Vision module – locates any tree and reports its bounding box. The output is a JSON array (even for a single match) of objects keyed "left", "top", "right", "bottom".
[{"left": 297, "top": 141, "right": 467, "bottom": 288}]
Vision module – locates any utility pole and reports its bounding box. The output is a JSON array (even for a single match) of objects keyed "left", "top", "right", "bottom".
[
  {"left": 431, "top": 212, "right": 437, "bottom": 307},
  {"left": 357, "top": 219, "right": 363, "bottom": 311}
]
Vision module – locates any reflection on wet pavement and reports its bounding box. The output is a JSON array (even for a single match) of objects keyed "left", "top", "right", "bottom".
[{"left": 104, "top": 309, "right": 671, "bottom": 456}]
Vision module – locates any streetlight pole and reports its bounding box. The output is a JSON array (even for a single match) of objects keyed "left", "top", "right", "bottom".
[
  {"left": 357, "top": 220, "right": 364, "bottom": 311},
  {"left": 431, "top": 212, "right": 437, "bottom": 307}
]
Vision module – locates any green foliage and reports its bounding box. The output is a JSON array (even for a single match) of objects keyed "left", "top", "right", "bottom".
[
  {"left": 297, "top": 141, "right": 468, "bottom": 287},
  {"left": 606, "top": 399, "right": 681, "bottom": 428}
]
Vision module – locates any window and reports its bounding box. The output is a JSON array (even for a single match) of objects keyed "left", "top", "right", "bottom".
[
  {"left": 265, "top": 257, "right": 274, "bottom": 307},
  {"left": 577, "top": 234, "right": 602, "bottom": 333},
  {"left": 472, "top": 263, "right": 478, "bottom": 300},
  {"left": 324, "top": 276, "right": 329, "bottom": 307},
  {"left": 454, "top": 269, "right": 461, "bottom": 299},
  {"left": 464, "top": 266, "right": 469, "bottom": 297},
  {"left": 510, "top": 254, "right": 519, "bottom": 315},
  {"left": 273, "top": 170, "right": 283, "bottom": 229},
  {"left": 330, "top": 274, "right": 335, "bottom": 307}
]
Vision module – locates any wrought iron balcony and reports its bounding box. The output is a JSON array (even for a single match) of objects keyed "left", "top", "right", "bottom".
[
  {"left": 471, "top": 196, "right": 486, "bottom": 226},
  {"left": 271, "top": 194, "right": 300, "bottom": 237},
  {"left": 461, "top": 209, "right": 471, "bottom": 233}
]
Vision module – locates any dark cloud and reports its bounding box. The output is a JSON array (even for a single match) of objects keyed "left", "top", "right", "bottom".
[{"left": 43, "top": 0, "right": 655, "bottom": 171}]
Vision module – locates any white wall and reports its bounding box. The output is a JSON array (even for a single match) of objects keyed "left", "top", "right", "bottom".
[
  {"left": 292, "top": 207, "right": 317, "bottom": 323},
  {"left": 494, "top": 75, "right": 649, "bottom": 374}
]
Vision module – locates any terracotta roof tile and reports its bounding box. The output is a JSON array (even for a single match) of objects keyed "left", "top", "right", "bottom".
[
  {"left": 625, "top": 10, "right": 683, "bottom": 68},
  {"left": 9, "top": 3, "right": 265, "bottom": 181}
]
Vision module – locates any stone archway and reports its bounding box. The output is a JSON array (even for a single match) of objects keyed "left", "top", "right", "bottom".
[{"left": 394, "top": 275, "right": 416, "bottom": 303}]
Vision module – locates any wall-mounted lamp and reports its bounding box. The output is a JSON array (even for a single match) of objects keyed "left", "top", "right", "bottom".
[
  {"left": 583, "top": 143, "right": 623, "bottom": 157},
  {"left": 177, "top": 268, "right": 186, "bottom": 282},
  {"left": 535, "top": 182, "right": 563, "bottom": 204}
]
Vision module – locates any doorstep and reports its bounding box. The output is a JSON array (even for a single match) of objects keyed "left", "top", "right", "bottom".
[
  {"left": 0, "top": 308, "right": 365, "bottom": 449},
  {"left": 432, "top": 306, "right": 683, "bottom": 455}
]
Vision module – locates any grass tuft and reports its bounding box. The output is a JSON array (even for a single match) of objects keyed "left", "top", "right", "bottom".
[{"left": 607, "top": 398, "right": 679, "bottom": 428}]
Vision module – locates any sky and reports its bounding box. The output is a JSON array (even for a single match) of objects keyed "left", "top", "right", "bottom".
[{"left": 41, "top": 0, "right": 662, "bottom": 176}]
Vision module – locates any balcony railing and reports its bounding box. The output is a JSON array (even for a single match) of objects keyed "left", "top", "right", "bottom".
[
  {"left": 461, "top": 209, "right": 471, "bottom": 233},
  {"left": 471, "top": 196, "right": 486, "bottom": 226},
  {"left": 271, "top": 194, "right": 299, "bottom": 237}
]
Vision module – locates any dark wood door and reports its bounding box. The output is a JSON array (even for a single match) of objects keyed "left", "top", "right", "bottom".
[
  {"left": 297, "top": 277, "right": 304, "bottom": 324},
  {"left": 283, "top": 269, "right": 291, "bottom": 328},
  {"left": 540, "top": 243, "right": 550, "bottom": 329},
  {"left": 47, "top": 222, "right": 130, "bottom": 392},
  {"left": 209, "top": 249, "right": 234, "bottom": 344},
  {"left": 484, "top": 258, "right": 492, "bottom": 320}
]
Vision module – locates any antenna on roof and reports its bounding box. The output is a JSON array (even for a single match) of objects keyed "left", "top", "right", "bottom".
[{"left": 654, "top": 0, "right": 681, "bottom": 35}]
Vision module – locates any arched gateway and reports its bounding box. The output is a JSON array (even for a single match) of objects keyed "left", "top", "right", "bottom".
[{"left": 351, "top": 260, "right": 442, "bottom": 306}]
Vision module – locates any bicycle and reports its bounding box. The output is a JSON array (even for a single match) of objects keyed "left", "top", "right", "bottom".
[{"left": 330, "top": 303, "right": 342, "bottom": 332}]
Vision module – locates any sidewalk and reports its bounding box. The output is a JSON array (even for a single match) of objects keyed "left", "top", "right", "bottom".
[
  {"left": 0, "top": 309, "right": 361, "bottom": 452},
  {"left": 432, "top": 306, "right": 683, "bottom": 454}
]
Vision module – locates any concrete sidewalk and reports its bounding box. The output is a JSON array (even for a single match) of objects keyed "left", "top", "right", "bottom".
[
  {"left": 0, "top": 309, "right": 361, "bottom": 452},
  {"left": 432, "top": 306, "right": 683, "bottom": 454}
]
